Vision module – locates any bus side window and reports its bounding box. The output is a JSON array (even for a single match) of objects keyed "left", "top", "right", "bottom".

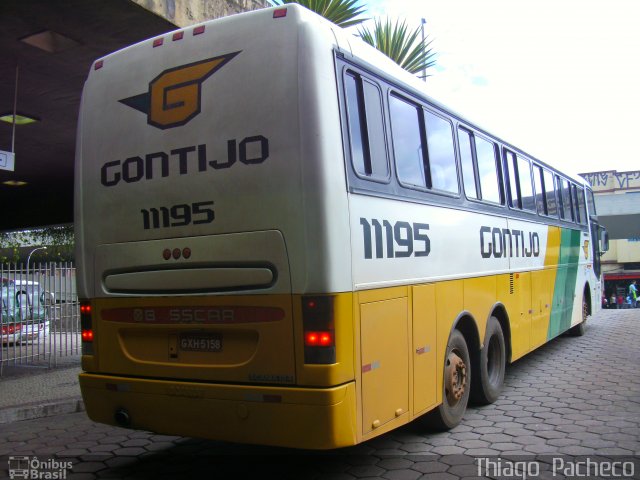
[
  {"left": 560, "top": 178, "right": 574, "bottom": 221},
  {"left": 504, "top": 150, "right": 520, "bottom": 209},
  {"left": 543, "top": 169, "right": 558, "bottom": 217},
  {"left": 572, "top": 184, "right": 587, "bottom": 224},
  {"left": 459, "top": 128, "right": 501, "bottom": 203},
  {"left": 517, "top": 156, "right": 535, "bottom": 211},
  {"left": 458, "top": 128, "right": 478, "bottom": 199},
  {"left": 504, "top": 150, "right": 535, "bottom": 211},
  {"left": 390, "top": 94, "right": 427, "bottom": 189},
  {"left": 586, "top": 188, "right": 597, "bottom": 216},
  {"left": 344, "top": 71, "right": 389, "bottom": 181},
  {"left": 533, "top": 164, "right": 546, "bottom": 214},
  {"left": 423, "top": 110, "right": 458, "bottom": 193},
  {"left": 475, "top": 136, "right": 502, "bottom": 204}
]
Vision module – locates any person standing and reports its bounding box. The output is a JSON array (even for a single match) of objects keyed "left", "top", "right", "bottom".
[{"left": 630, "top": 281, "right": 639, "bottom": 308}]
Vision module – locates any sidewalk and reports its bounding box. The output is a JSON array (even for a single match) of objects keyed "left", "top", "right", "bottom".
[{"left": 0, "top": 363, "right": 83, "bottom": 424}]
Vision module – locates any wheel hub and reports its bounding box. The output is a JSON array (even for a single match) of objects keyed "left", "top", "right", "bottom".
[{"left": 445, "top": 351, "right": 467, "bottom": 404}]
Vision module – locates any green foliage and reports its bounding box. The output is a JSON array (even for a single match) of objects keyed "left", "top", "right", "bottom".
[
  {"left": 359, "top": 18, "right": 436, "bottom": 77},
  {"left": 270, "top": 0, "right": 367, "bottom": 28},
  {"left": 0, "top": 225, "right": 74, "bottom": 265}
]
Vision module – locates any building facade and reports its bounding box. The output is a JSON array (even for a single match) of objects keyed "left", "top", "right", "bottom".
[{"left": 580, "top": 170, "right": 640, "bottom": 306}]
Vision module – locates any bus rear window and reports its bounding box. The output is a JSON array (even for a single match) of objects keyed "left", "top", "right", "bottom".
[{"left": 344, "top": 72, "right": 389, "bottom": 181}]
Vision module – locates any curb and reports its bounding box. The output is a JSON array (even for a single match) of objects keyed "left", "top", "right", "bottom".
[{"left": 0, "top": 397, "right": 84, "bottom": 424}]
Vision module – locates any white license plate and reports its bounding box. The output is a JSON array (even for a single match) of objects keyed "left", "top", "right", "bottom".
[{"left": 179, "top": 334, "right": 222, "bottom": 352}]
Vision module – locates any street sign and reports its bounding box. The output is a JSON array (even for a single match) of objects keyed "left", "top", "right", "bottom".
[{"left": 0, "top": 150, "right": 15, "bottom": 171}]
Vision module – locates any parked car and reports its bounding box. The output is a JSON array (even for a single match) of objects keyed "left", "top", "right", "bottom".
[
  {"left": 0, "top": 281, "right": 49, "bottom": 344},
  {"left": 0, "top": 277, "right": 55, "bottom": 305},
  {"left": 1, "top": 286, "right": 23, "bottom": 344}
]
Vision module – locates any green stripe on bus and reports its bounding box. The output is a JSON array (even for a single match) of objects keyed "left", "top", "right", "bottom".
[{"left": 547, "top": 228, "right": 581, "bottom": 339}]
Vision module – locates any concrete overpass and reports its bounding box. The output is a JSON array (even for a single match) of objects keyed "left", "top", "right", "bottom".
[{"left": 0, "top": 0, "right": 265, "bottom": 231}]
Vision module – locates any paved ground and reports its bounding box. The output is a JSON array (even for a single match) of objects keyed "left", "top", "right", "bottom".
[{"left": 0, "top": 309, "right": 639, "bottom": 479}]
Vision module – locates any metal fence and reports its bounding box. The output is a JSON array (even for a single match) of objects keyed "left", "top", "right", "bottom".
[{"left": 0, "top": 263, "right": 79, "bottom": 376}]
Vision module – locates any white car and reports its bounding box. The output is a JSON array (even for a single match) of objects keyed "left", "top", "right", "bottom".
[{"left": 1, "top": 280, "right": 49, "bottom": 344}]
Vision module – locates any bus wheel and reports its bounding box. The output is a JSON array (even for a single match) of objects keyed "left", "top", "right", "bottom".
[
  {"left": 568, "top": 294, "right": 589, "bottom": 336},
  {"left": 424, "top": 329, "right": 470, "bottom": 430},
  {"left": 471, "top": 316, "right": 505, "bottom": 405}
]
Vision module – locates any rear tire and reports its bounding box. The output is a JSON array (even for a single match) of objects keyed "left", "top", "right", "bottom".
[
  {"left": 471, "top": 316, "right": 505, "bottom": 405},
  {"left": 423, "top": 329, "right": 470, "bottom": 430}
]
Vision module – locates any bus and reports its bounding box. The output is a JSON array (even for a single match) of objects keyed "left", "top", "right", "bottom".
[{"left": 75, "top": 4, "right": 609, "bottom": 449}]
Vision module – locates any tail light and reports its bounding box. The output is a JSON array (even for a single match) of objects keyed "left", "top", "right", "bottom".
[
  {"left": 302, "top": 296, "right": 335, "bottom": 364},
  {"left": 80, "top": 301, "right": 94, "bottom": 354}
]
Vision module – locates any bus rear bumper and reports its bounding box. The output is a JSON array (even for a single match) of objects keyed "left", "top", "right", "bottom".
[{"left": 79, "top": 373, "right": 358, "bottom": 450}]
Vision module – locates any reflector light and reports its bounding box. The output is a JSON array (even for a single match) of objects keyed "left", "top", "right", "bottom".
[
  {"left": 193, "top": 25, "right": 205, "bottom": 35},
  {"left": 172, "top": 248, "right": 181, "bottom": 259},
  {"left": 273, "top": 8, "right": 287, "bottom": 18},
  {"left": 94, "top": 60, "right": 103, "bottom": 70},
  {"left": 82, "top": 329, "right": 94, "bottom": 342},
  {"left": 172, "top": 31, "right": 184, "bottom": 41},
  {"left": 163, "top": 249, "right": 172, "bottom": 260},
  {"left": 182, "top": 247, "right": 192, "bottom": 259},
  {"left": 153, "top": 38, "right": 163, "bottom": 47}
]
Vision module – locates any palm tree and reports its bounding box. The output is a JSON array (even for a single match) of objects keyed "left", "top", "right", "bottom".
[
  {"left": 359, "top": 18, "right": 436, "bottom": 78},
  {"left": 269, "top": 0, "right": 367, "bottom": 28}
]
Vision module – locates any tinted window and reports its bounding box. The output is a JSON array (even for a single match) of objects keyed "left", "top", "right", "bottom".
[
  {"left": 572, "top": 184, "right": 587, "bottom": 224},
  {"left": 534, "top": 165, "right": 545, "bottom": 214},
  {"left": 424, "top": 110, "right": 458, "bottom": 193},
  {"left": 577, "top": 187, "right": 587, "bottom": 224},
  {"left": 543, "top": 169, "right": 557, "bottom": 217},
  {"left": 345, "top": 73, "right": 366, "bottom": 174},
  {"left": 505, "top": 150, "right": 519, "bottom": 208},
  {"left": 344, "top": 72, "right": 388, "bottom": 180},
  {"left": 458, "top": 128, "right": 477, "bottom": 198},
  {"left": 586, "top": 189, "right": 597, "bottom": 216},
  {"left": 390, "top": 94, "right": 425, "bottom": 188},
  {"left": 517, "top": 156, "right": 535, "bottom": 211},
  {"left": 476, "top": 136, "right": 501, "bottom": 203},
  {"left": 558, "top": 177, "right": 574, "bottom": 221}
]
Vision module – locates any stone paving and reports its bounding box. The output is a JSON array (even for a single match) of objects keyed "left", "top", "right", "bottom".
[{"left": 1, "top": 309, "right": 639, "bottom": 479}]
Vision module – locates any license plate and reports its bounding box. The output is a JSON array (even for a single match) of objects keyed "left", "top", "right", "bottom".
[{"left": 179, "top": 334, "right": 222, "bottom": 352}]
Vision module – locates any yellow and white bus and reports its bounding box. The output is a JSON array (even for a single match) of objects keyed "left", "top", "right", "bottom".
[{"left": 75, "top": 5, "right": 608, "bottom": 449}]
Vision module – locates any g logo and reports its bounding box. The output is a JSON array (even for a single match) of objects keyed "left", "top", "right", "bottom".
[{"left": 119, "top": 52, "right": 240, "bottom": 129}]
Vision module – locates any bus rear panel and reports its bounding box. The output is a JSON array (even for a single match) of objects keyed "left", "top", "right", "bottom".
[{"left": 76, "top": 6, "right": 357, "bottom": 449}]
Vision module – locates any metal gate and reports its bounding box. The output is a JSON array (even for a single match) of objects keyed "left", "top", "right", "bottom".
[{"left": 0, "top": 263, "right": 79, "bottom": 375}]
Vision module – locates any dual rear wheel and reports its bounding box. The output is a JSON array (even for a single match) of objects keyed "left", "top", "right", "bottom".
[{"left": 425, "top": 316, "right": 506, "bottom": 430}]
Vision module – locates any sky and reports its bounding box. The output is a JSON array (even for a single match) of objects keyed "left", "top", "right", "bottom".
[{"left": 355, "top": 0, "right": 640, "bottom": 178}]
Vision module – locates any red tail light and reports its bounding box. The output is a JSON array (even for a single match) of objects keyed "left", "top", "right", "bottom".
[
  {"left": 305, "top": 331, "right": 334, "bottom": 347},
  {"left": 81, "top": 329, "right": 94, "bottom": 341},
  {"left": 302, "top": 296, "right": 335, "bottom": 364},
  {"left": 80, "top": 300, "right": 94, "bottom": 354}
]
